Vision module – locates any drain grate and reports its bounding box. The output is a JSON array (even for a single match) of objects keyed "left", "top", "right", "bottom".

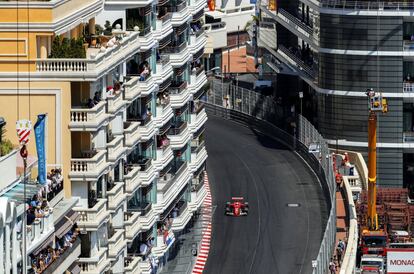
[{"left": 286, "top": 203, "right": 301, "bottom": 207}]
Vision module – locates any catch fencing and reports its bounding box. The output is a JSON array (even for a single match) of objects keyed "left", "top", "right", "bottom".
[{"left": 205, "top": 79, "right": 336, "bottom": 274}]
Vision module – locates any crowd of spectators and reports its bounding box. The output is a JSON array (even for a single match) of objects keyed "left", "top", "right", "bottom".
[{"left": 30, "top": 224, "right": 79, "bottom": 274}]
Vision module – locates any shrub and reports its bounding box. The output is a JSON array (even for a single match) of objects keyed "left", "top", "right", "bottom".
[
  {"left": 49, "top": 36, "right": 86, "bottom": 58},
  {"left": 0, "top": 139, "right": 14, "bottom": 157}
]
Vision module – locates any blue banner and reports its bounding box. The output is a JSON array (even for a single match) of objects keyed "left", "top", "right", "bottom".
[{"left": 34, "top": 114, "right": 47, "bottom": 185}]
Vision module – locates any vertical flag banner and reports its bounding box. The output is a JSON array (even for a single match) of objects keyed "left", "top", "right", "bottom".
[{"left": 34, "top": 114, "right": 47, "bottom": 185}]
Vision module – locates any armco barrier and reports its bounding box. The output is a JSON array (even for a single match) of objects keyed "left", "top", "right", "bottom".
[{"left": 205, "top": 103, "right": 336, "bottom": 274}]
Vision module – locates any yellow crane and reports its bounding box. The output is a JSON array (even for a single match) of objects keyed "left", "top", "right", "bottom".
[{"left": 360, "top": 88, "right": 388, "bottom": 255}]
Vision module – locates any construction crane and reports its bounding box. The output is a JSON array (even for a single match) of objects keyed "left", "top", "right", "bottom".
[{"left": 360, "top": 88, "right": 389, "bottom": 256}]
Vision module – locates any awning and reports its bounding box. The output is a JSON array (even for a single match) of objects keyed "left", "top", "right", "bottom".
[
  {"left": 68, "top": 263, "right": 81, "bottom": 274},
  {"left": 2, "top": 181, "right": 42, "bottom": 205},
  {"left": 54, "top": 210, "right": 80, "bottom": 239}
]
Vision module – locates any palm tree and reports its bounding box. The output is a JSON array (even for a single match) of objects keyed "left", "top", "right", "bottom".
[{"left": 244, "top": 15, "right": 260, "bottom": 32}]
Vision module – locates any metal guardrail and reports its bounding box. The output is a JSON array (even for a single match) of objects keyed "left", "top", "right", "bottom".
[
  {"left": 320, "top": 0, "right": 414, "bottom": 10},
  {"left": 205, "top": 83, "right": 336, "bottom": 274}
]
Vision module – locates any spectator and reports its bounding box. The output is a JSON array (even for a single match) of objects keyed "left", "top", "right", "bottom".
[
  {"left": 336, "top": 244, "right": 343, "bottom": 266},
  {"left": 87, "top": 98, "right": 95, "bottom": 108},
  {"left": 27, "top": 207, "right": 36, "bottom": 226},
  {"left": 94, "top": 92, "right": 101, "bottom": 104},
  {"left": 329, "top": 259, "right": 336, "bottom": 274}
]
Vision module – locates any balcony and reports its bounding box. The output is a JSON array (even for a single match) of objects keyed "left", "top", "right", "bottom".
[
  {"left": 404, "top": 82, "right": 414, "bottom": 93},
  {"left": 125, "top": 158, "right": 157, "bottom": 187},
  {"left": 79, "top": 248, "right": 111, "bottom": 274},
  {"left": 154, "top": 13, "right": 173, "bottom": 41},
  {"left": 74, "top": 199, "right": 110, "bottom": 230},
  {"left": 167, "top": 122, "right": 191, "bottom": 149},
  {"left": 169, "top": 82, "right": 191, "bottom": 108},
  {"left": 189, "top": 0, "right": 206, "bottom": 15},
  {"left": 36, "top": 31, "right": 140, "bottom": 80},
  {"left": 404, "top": 131, "right": 414, "bottom": 142},
  {"left": 162, "top": 42, "right": 191, "bottom": 67},
  {"left": 26, "top": 209, "right": 55, "bottom": 254},
  {"left": 169, "top": 1, "right": 191, "bottom": 26},
  {"left": 277, "top": 45, "right": 317, "bottom": 80},
  {"left": 155, "top": 162, "right": 190, "bottom": 213},
  {"left": 125, "top": 75, "right": 156, "bottom": 98},
  {"left": 124, "top": 77, "right": 141, "bottom": 102},
  {"left": 154, "top": 140, "right": 174, "bottom": 171},
  {"left": 124, "top": 122, "right": 141, "bottom": 148},
  {"left": 171, "top": 202, "right": 193, "bottom": 231},
  {"left": 189, "top": 178, "right": 207, "bottom": 211},
  {"left": 124, "top": 165, "right": 141, "bottom": 195},
  {"left": 124, "top": 207, "right": 158, "bottom": 240},
  {"left": 153, "top": 229, "right": 175, "bottom": 257},
  {"left": 42, "top": 238, "right": 81, "bottom": 274},
  {"left": 155, "top": 94, "right": 174, "bottom": 128},
  {"left": 69, "top": 101, "right": 109, "bottom": 131},
  {"left": 189, "top": 69, "right": 207, "bottom": 96},
  {"left": 189, "top": 104, "right": 207, "bottom": 133},
  {"left": 189, "top": 29, "right": 207, "bottom": 55},
  {"left": 126, "top": 116, "right": 156, "bottom": 141},
  {"left": 124, "top": 256, "right": 143, "bottom": 274},
  {"left": 154, "top": 55, "right": 173, "bottom": 85},
  {"left": 70, "top": 150, "right": 109, "bottom": 180},
  {"left": 108, "top": 229, "right": 127, "bottom": 259},
  {"left": 190, "top": 142, "right": 207, "bottom": 172},
  {"left": 137, "top": 26, "right": 156, "bottom": 51},
  {"left": 107, "top": 182, "right": 127, "bottom": 211},
  {"left": 107, "top": 135, "right": 127, "bottom": 162},
  {"left": 107, "top": 89, "right": 127, "bottom": 114}
]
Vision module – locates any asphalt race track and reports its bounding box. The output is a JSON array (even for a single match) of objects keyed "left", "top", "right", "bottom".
[{"left": 203, "top": 115, "right": 329, "bottom": 274}]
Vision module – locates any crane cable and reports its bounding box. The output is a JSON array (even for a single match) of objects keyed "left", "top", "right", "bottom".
[{"left": 376, "top": 0, "right": 380, "bottom": 187}]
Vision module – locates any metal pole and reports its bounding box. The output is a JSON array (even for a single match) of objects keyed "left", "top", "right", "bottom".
[
  {"left": 227, "top": 47, "right": 230, "bottom": 75},
  {"left": 21, "top": 145, "right": 28, "bottom": 274},
  {"left": 237, "top": 25, "right": 240, "bottom": 49}
]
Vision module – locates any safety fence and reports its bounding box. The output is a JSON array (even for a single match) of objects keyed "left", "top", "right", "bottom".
[{"left": 205, "top": 81, "right": 336, "bottom": 274}]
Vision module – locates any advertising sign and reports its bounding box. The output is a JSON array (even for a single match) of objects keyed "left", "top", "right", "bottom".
[{"left": 387, "top": 250, "right": 414, "bottom": 273}]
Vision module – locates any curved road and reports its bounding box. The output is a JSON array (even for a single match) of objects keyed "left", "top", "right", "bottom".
[{"left": 204, "top": 115, "right": 328, "bottom": 274}]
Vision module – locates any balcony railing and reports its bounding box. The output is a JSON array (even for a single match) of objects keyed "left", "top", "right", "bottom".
[
  {"left": 170, "top": 82, "right": 188, "bottom": 95},
  {"left": 79, "top": 248, "right": 108, "bottom": 273},
  {"left": 70, "top": 149, "right": 106, "bottom": 175},
  {"left": 108, "top": 229, "right": 126, "bottom": 258},
  {"left": 404, "top": 82, "right": 414, "bottom": 92},
  {"left": 42, "top": 238, "right": 81, "bottom": 274},
  {"left": 158, "top": 55, "right": 170, "bottom": 66},
  {"left": 191, "top": 140, "right": 205, "bottom": 154},
  {"left": 167, "top": 0, "right": 187, "bottom": 12},
  {"left": 75, "top": 199, "right": 109, "bottom": 228},
  {"left": 158, "top": 162, "right": 187, "bottom": 193},
  {"left": 107, "top": 182, "right": 125, "bottom": 210},
  {"left": 124, "top": 256, "right": 141, "bottom": 273},
  {"left": 168, "top": 121, "right": 188, "bottom": 135},
  {"left": 26, "top": 209, "right": 54, "bottom": 249},
  {"left": 320, "top": 0, "right": 414, "bottom": 10},
  {"left": 70, "top": 101, "right": 106, "bottom": 127},
  {"left": 404, "top": 131, "right": 414, "bottom": 142},
  {"left": 128, "top": 202, "right": 152, "bottom": 216},
  {"left": 158, "top": 12, "right": 172, "bottom": 23},
  {"left": 36, "top": 31, "right": 140, "bottom": 73},
  {"left": 162, "top": 41, "right": 187, "bottom": 54}
]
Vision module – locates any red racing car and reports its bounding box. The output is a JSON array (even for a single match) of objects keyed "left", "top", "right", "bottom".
[{"left": 225, "top": 197, "right": 249, "bottom": 216}]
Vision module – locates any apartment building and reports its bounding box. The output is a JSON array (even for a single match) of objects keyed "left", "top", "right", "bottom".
[
  {"left": 203, "top": 0, "right": 255, "bottom": 72},
  {"left": 257, "top": 0, "right": 414, "bottom": 189},
  {"left": 0, "top": 0, "right": 208, "bottom": 273}
]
